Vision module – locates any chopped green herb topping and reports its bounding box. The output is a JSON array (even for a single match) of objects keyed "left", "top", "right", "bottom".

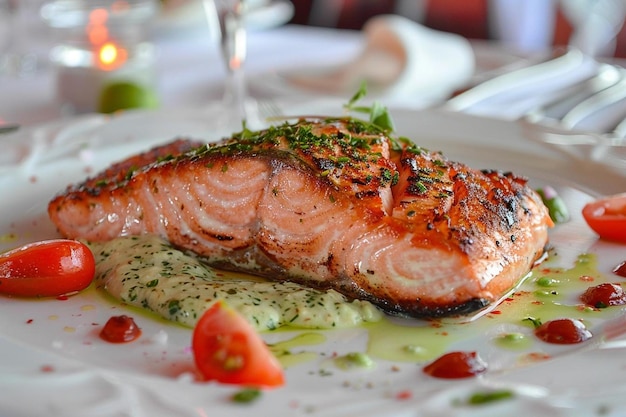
[
  {"left": 466, "top": 390, "right": 514, "bottom": 405},
  {"left": 231, "top": 388, "right": 262, "bottom": 403}
]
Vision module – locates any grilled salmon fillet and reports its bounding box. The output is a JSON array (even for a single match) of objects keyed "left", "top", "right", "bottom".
[{"left": 48, "top": 117, "right": 552, "bottom": 318}]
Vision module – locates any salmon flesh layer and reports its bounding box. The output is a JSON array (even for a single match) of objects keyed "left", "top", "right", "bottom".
[{"left": 48, "top": 117, "right": 552, "bottom": 318}]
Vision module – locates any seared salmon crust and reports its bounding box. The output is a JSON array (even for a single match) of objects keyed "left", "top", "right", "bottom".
[{"left": 48, "top": 117, "right": 552, "bottom": 318}]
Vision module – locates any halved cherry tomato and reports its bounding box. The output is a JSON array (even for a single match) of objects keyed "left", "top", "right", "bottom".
[
  {"left": 422, "top": 351, "right": 487, "bottom": 379},
  {"left": 192, "top": 300, "right": 285, "bottom": 388},
  {"left": 0, "top": 239, "right": 95, "bottom": 297},
  {"left": 580, "top": 283, "right": 626, "bottom": 309},
  {"left": 534, "top": 318, "right": 592, "bottom": 344},
  {"left": 582, "top": 193, "right": 626, "bottom": 243}
]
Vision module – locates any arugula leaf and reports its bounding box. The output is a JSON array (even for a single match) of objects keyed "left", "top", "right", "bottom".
[
  {"left": 344, "top": 81, "right": 395, "bottom": 132},
  {"left": 348, "top": 82, "right": 368, "bottom": 106}
]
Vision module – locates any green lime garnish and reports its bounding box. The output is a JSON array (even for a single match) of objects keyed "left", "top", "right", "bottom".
[{"left": 97, "top": 81, "right": 158, "bottom": 114}]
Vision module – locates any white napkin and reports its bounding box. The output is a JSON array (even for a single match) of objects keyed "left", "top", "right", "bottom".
[
  {"left": 264, "top": 15, "right": 476, "bottom": 106},
  {"left": 444, "top": 48, "right": 602, "bottom": 120}
]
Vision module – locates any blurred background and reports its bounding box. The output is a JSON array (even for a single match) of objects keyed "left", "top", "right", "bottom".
[
  {"left": 286, "top": 0, "right": 626, "bottom": 58},
  {"left": 1, "top": 0, "right": 625, "bottom": 126}
]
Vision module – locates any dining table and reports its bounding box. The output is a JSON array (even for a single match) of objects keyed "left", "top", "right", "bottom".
[
  {"left": 0, "top": 12, "right": 534, "bottom": 127},
  {"left": 1, "top": 6, "right": 626, "bottom": 417}
]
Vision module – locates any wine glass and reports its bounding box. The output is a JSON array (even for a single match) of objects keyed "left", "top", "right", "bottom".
[
  {"left": 203, "top": 0, "right": 253, "bottom": 132},
  {"left": 0, "top": 0, "right": 49, "bottom": 77}
]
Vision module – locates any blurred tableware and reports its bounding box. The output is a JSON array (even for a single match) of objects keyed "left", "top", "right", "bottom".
[
  {"left": 156, "top": 0, "right": 293, "bottom": 35},
  {"left": 41, "top": 0, "right": 159, "bottom": 114},
  {"left": 561, "top": 0, "right": 626, "bottom": 57},
  {"left": 0, "top": 0, "right": 51, "bottom": 77},
  {"left": 249, "top": 15, "right": 475, "bottom": 108},
  {"left": 444, "top": 48, "right": 600, "bottom": 119},
  {"left": 489, "top": 0, "right": 557, "bottom": 54},
  {"left": 0, "top": 123, "right": 19, "bottom": 134}
]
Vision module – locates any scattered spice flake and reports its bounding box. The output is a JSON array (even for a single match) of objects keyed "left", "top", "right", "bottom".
[
  {"left": 40, "top": 364, "right": 55, "bottom": 373},
  {"left": 0, "top": 233, "right": 17, "bottom": 243},
  {"left": 395, "top": 390, "right": 412, "bottom": 400},
  {"left": 522, "top": 352, "right": 551, "bottom": 363},
  {"left": 29, "top": 176, "right": 37, "bottom": 183},
  {"left": 580, "top": 275, "right": 595, "bottom": 282},
  {"left": 26, "top": 319, "right": 33, "bottom": 324}
]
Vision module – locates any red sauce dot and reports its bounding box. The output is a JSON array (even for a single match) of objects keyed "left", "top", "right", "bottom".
[
  {"left": 580, "top": 283, "right": 626, "bottom": 308},
  {"left": 423, "top": 351, "right": 487, "bottom": 379},
  {"left": 534, "top": 318, "right": 592, "bottom": 344},
  {"left": 99, "top": 315, "right": 141, "bottom": 343},
  {"left": 614, "top": 261, "right": 626, "bottom": 278}
]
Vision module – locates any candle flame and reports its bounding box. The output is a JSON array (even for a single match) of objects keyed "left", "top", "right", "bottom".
[
  {"left": 97, "top": 42, "right": 128, "bottom": 71},
  {"left": 86, "top": 7, "right": 128, "bottom": 71}
]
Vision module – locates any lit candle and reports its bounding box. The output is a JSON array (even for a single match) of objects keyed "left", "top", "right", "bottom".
[{"left": 51, "top": 1, "right": 157, "bottom": 114}]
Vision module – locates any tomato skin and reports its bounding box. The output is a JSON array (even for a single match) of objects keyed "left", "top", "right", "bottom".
[
  {"left": 582, "top": 194, "right": 626, "bottom": 243},
  {"left": 580, "top": 283, "right": 626, "bottom": 308},
  {"left": 0, "top": 240, "right": 95, "bottom": 297},
  {"left": 192, "top": 300, "right": 285, "bottom": 388},
  {"left": 423, "top": 351, "right": 487, "bottom": 379},
  {"left": 535, "top": 318, "right": 592, "bottom": 344}
]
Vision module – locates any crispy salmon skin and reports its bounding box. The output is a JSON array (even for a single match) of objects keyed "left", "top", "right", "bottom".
[{"left": 48, "top": 117, "right": 552, "bottom": 318}]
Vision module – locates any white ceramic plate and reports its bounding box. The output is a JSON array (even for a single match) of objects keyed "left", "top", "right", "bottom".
[{"left": 1, "top": 104, "right": 626, "bottom": 417}]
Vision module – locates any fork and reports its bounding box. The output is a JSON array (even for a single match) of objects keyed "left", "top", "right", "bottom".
[{"left": 256, "top": 99, "right": 284, "bottom": 121}]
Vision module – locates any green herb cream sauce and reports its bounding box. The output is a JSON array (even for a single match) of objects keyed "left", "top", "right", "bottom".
[{"left": 88, "top": 235, "right": 382, "bottom": 331}]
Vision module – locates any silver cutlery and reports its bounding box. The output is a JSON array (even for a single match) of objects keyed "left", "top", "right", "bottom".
[
  {"left": 558, "top": 68, "right": 626, "bottom": 132},
  {"left": 525, "top": 63, "right": 623, "bottom": 122},
  {"left": 0, "top": 123, "right": 19, "bottom": 134},
  {"left": 444, "top": 48, "right": 591, "bottom": 112}
]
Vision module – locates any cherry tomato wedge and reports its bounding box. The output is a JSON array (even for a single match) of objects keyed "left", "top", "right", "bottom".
[
  {"left": 192, "top": 300, "right": 285, "bottom": 388},
  {"left": 0, "top": 239, "right": 95, "bottom": 297},
  {"left": 422, "top": 351, "right": 487, "bottom": 379},
  {"left": 582, "top": 193, "right": 626, "bottom": 243}
]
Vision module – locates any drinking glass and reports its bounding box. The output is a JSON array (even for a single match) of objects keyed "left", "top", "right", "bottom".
[
  {"left": 0, "top": 0, "right": 50, "bottom": 77},
  {"left": 203, "top": 0, "right": 252, "bottom": 131}
]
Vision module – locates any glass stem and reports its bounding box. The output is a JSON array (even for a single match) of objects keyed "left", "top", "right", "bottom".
[{"left": 219, "top": 0, "right": 247, "bottom": 125}]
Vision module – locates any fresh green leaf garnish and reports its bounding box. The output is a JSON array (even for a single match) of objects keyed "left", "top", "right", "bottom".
[
  {"left": 347, "top": 81, "right": 368, "bottom": 107},
  {"left": 232, "top": 388, "right": 262, "bottom": 403},
  {"left": 466, "top": 389, "right": 514, "bottom": 405},
  {"left": 523, "top": 316, "right": 542, "bottom": 328},
  {"left": 344, "top": 81, "right": 395, "bottom": 132},
  {"left": 536, "top": 186, "right": 569, "bottom": 224}
]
